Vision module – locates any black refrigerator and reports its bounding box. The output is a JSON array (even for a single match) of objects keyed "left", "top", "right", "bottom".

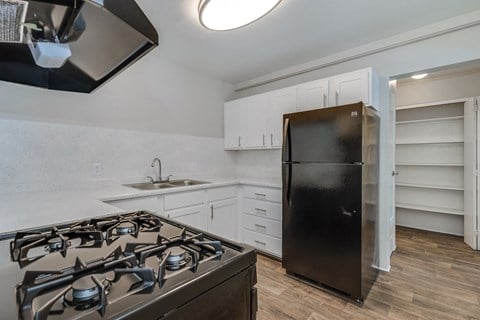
[{"left": 282, "top": 102, "right": 379, "bottom": 301}]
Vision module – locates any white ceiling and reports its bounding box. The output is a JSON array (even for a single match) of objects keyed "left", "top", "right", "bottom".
[{"left": 137, "top": 0, "right": 480, "bottom": 85}]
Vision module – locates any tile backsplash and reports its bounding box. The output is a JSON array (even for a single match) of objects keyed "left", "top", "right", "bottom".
[
  {"left": 0, "top": 118, "right": 237, "bottom": 193},
  {"left": 234, "top": 149, "right": 282, "bottom": 183}
]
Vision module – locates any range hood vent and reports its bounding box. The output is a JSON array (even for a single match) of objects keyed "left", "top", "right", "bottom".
[{"left": 0, "top": 0, "right": 158, "bottom": 93}]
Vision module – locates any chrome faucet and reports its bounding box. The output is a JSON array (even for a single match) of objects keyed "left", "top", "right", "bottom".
[
  {"left": 151, "top": 157, "right": 162, "bottom": 182},
  {"left": 150, "top": 158, "right": 172, "bottom": 183}
]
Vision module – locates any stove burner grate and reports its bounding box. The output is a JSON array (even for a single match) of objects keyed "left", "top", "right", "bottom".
[
  {"left": 47, "top": 236, "right": 68, "bottom": 251},
  {"left": 115, "top": 222, "right": 137, "bottom": 235}
]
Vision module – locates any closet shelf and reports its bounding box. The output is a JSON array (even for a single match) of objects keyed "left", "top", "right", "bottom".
[
  {"left": 395, "top": 203, "right": 464, "bottom": 216},
  {"left": 396, "top": 116, "right": 464, "bottom": 125},
  {"left": 396, "top": 98, "right": 468, "bottom": 110},
  {"left": 396, "top": 162, "right": 464, "bottom": 167},
  {"left": 396, "top": 183, "right": 464, "bottom": 191},
  {"left": 395, "top": 139, "right": 463, "bottom": 145}
]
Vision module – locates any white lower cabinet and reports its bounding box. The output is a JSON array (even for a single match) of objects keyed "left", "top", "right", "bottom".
[
  {"left": 167, "top": 204, "right": 207, "bottom": 230},
  {"left": 242, "top": 214, "right": 281, "bottom": 238},
  {"left": 243, "top": 229, "right": 282, "bottom": 257},
  {"left": 241, "top": 185, "right": 282, "bottom": 257},
  {"left": 207, "top": 198, "right": 238, "bottom": 241},
  {"left": 104, "top": 184, "right": 284, "bottom": 250}
]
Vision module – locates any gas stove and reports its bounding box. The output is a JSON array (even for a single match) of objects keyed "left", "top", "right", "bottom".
[{"left": 0, "top": 211, "right": 257, "bottom": 320}]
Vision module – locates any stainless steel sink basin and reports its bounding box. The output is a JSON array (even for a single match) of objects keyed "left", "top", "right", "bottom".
[
  {"left": 168, "top": 179, "right": 210, "bottom": 186},
  {"left": 124, "top": 182, "right": 176, "bottom": 190},
  {"left": 124, "top": 179, "right": 210, "bottom": 190}
]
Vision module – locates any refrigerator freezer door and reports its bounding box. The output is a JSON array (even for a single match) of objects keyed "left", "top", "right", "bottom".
[
  {"left": 283, "top": 103, "right": 363, "bottom": 163},
  {"left": 282, "top": 162, "right": 362, "bottom": 297}
]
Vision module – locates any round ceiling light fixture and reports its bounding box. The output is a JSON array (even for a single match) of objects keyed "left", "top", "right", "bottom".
[{"left": 198, "top": 0, "right": 282, "bottom": 31}]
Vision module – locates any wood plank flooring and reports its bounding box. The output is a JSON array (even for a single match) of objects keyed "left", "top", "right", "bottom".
[{"left": 256, "top": 226, "right": 480, "bottom": 320}]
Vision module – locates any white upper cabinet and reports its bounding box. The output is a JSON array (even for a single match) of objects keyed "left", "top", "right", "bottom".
[
  {"left": 267, "top": 87, "right": 297, "bottom": 148},
  {"left": 331, "top": 68, "right": 377, "bottom": 107},
  {"left": 224, "top": 68, "right": 378, "bottom": 150},
  {"left": 224, "top": 100, "right": 245, "bottom": 150},
  {"left": 243, "top": 94, "right": 268, "bottom": 148},
  {"left": 296, "top": 79, "right": 329, "bottom": 111}
]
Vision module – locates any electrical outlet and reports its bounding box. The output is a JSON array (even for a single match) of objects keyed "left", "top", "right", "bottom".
[{"left": 93, "top": 162, "right": 104, "bottom": 177}]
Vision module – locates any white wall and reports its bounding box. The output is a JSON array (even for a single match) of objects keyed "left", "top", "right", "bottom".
[
  {"left": 0, "top": 48, "right": 237, "bottom": 193},
  {"left": 396, "top": 69, "right": 480, "bottom": 106},
  {"left": 230, "top": 24, "right": 480, "bottom": 271},
  {"left": 235, "top": 150, "right": 281, "bottom": 182},
  {"left": 0, "top": 50, "right": 233, "bottom": 138},
  {"left": 0, "top": 118, "right": 236, "bottom": 193}
]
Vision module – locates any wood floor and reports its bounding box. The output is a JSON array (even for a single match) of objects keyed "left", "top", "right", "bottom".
[{"left": 255, "top": 227, "right": 480, "bottom": 320}]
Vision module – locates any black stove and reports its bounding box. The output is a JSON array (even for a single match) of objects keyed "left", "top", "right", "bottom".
[{"left": 0, "top": 211, "right": 257, "bottom": 320}]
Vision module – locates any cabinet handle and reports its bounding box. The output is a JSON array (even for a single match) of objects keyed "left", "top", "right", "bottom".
[
  {"left": 238, "top": 136, "right": 241, "bottom": 147},
  {"left": 323, "top": 93, "right": 327, "bottom": 107},
  {"left": 335, "top": 91, "right": 339, "bottom": 105},
  {"left": 270, "top": 133, "right": 273, "bottom": 146},
  {"left": 167, "top": 214, "right": 170, "bottom": 218},
  {"left": 254, "top": 208, "right": 267, "bottom": 213},
  {"left": 262, "top": 134, "right": 266, "bottom": 146},
  {"left": 254, "top": 193, "right": 266, "bottom": 197},
  {"left": 210, "top": 205, "right": 214, "bottom": 219},
  {"left": 254, "top": 240, "right": 266, "bottom": 246},
  {"left": 254, "top": 224, "right": 266, "bottom": 229}
]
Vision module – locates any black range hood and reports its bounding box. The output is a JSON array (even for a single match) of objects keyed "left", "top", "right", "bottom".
[{"left": 0, "top": 0, "right": 158, "bottom": 93}]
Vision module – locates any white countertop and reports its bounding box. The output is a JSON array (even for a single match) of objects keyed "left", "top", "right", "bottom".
[{"left": 0, "top": 178, "right": 280, "bottom": 236}]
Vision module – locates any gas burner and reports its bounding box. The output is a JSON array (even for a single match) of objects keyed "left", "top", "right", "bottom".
[
  {"left": 116, "top": 222, "right": 136, "bottom": 235},
  {"left": 47, "top": 237, "right": 68, "bottom": 251},
  {"left": 165, "top": 247, "right": 191, "bottom": 271},
  {"left": 64, "top": 274, "right": 110, "bottom": 309}
]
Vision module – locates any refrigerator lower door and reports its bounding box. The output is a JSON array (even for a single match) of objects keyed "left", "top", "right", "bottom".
[{"left": 282, "top": 162, "right": 362, "bottom": 298}]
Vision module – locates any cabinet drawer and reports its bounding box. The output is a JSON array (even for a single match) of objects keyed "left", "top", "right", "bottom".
[
  {"left": 164, "top": 190, "right": 205, "bottom": 211},
  {"left": 242, "top": 214, "right": 281, "bottom": 238},
  {"left": 243, "top": 198, "right": 281, "bottom": 221},
  {"left": 243, "top": 185, "right": 281, "bottom": 203},
  {"left": 207, "top": 186, "right": 237, "bottom": 202},
  {"left": 243, "top": 229, "right": 281, "bottom": 257}
]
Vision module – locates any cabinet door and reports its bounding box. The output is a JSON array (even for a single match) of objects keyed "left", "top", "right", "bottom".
[
  {"left": 168, "top": 205, "right": 207, "bottom": 231},
  {"left": 243, "top": 94, "right": 268, "bottom": 148},
  {"left": 296, "top": 79, "right": 329, "bottom": 111},
  {"left": 267, "top": 87, "right": 297, "bottom": 148},
  {"left": 224, "top": 100, "right": 245, "bottom": 149},
  {"left": 208, "top": 199, "right": 238, "bottom": 241},
  {"left": 332, "top": 70, "right": 370, "bottom": 106}
]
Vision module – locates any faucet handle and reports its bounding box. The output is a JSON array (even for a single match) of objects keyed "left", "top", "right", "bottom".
[
  {"left": 146, "top": 176, "right": 155, "bottom": 183},
  {"left": 164, "top": 174, "right": 173, "bottom": 182}
]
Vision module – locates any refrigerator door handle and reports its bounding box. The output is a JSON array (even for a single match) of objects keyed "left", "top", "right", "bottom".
[
  {"left": 282, "top": 118, "right": 290, "bottom": 162},
  {"left": 283, "top": 164, "right": 292, "bottom": 206}
]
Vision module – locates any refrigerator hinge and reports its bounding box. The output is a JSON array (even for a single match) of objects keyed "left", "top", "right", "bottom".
[{"left": 474, "top": 98, "right": 479, "bottom": 111}]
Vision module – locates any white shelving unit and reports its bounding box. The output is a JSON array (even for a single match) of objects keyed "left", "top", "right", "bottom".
[{"left": 395, "top": 100, "right": 466, "bottom": 235}]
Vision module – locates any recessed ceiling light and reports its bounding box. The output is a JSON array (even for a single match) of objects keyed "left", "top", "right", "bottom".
[
  {"left": 198, "top": 0, "right": 282, "bottom": 31},
  {"left": 411, "top": 73, "right": 428, "bottom": 80}
]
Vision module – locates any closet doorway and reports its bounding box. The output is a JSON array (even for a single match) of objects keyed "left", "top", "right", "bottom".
[{"left": 392, "top": 62, "right": 480, "bottom": 249}]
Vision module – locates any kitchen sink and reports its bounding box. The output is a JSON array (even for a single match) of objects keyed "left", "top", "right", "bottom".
[
  {"left": 124, "top": 179, "right": 210, "bottom": 190},
  {"left": 168, "top": 179, "right": 210, "bottom": 186},
  {"left": 124, "top": 182, "right": 176, "bottom": 190}
]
